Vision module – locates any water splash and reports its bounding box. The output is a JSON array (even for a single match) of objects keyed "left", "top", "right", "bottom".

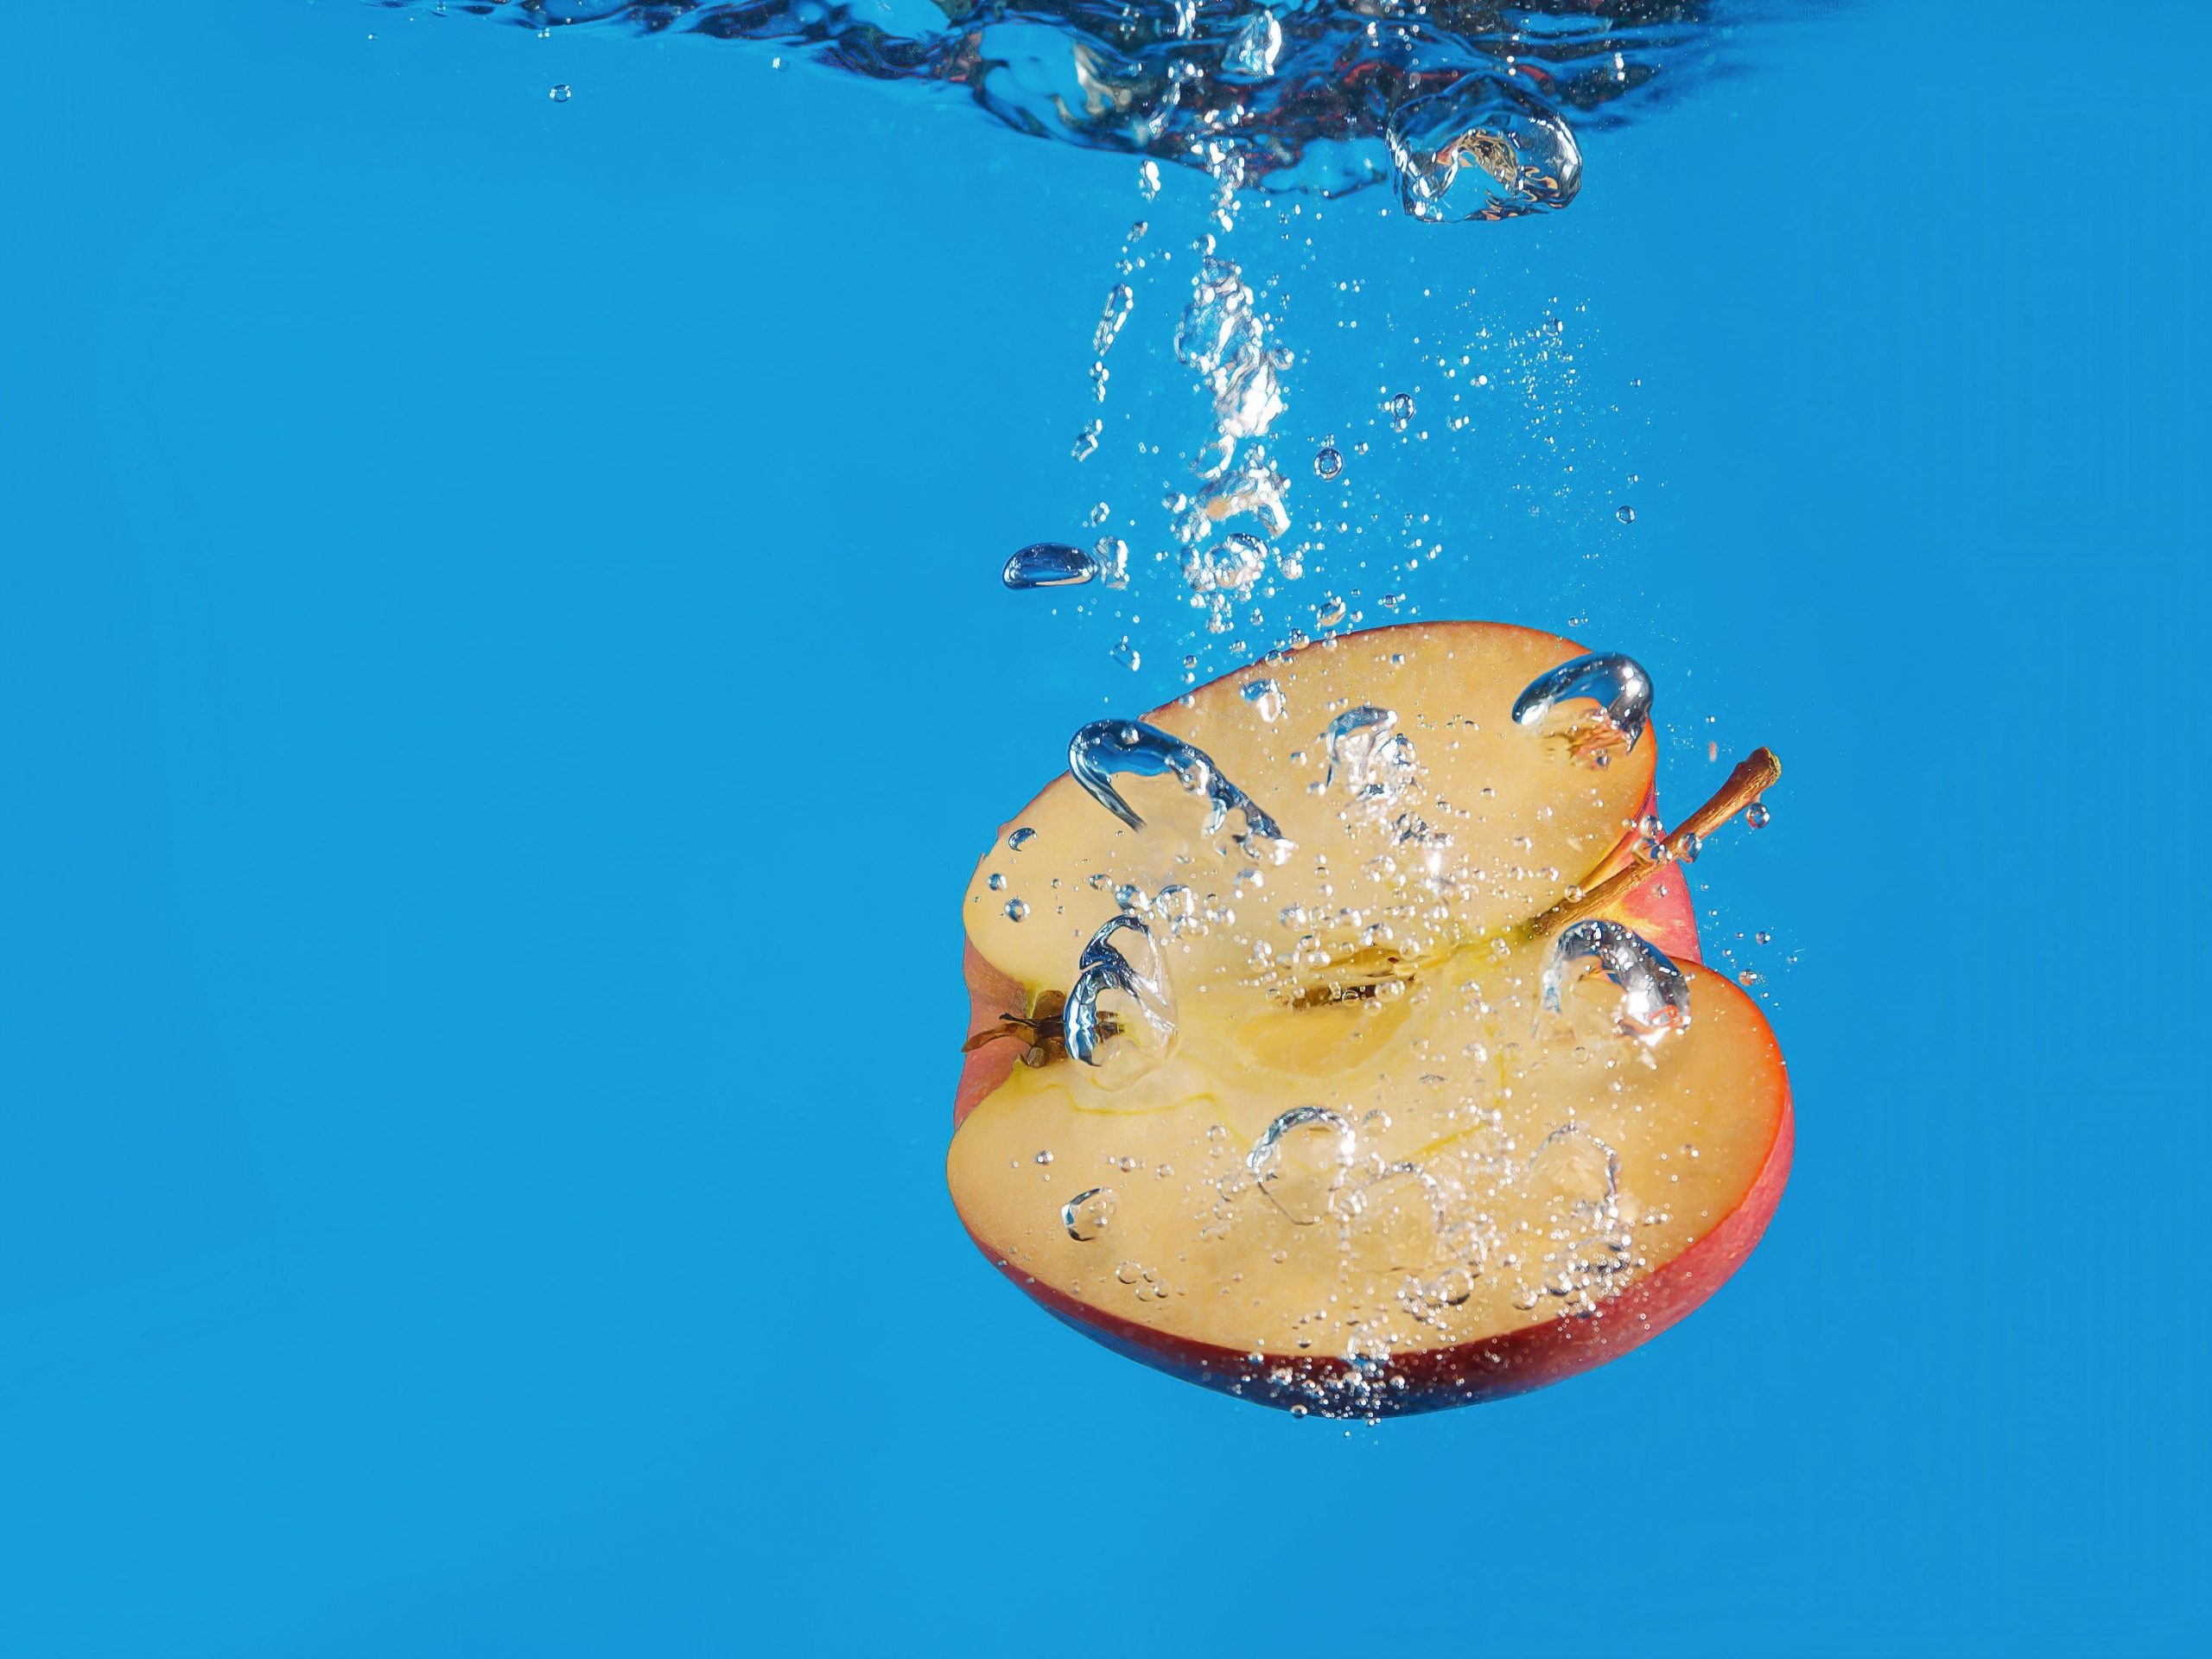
[
  {"left": 394, "top": 2, "right": 1756, "bottom": 219},
  {"left": 1388, "top": 73, "right": 1584, "bottom": 223},
  {"left": 1221, "top": 8, "right": 1284, "bottom": 82},
  {"left": 1541, "top": 918, "right": 1690, "bottom": 1044},
  {"left": 1512, "top": 652, "right": 1654, "bottom": 752},
  {"left": 1068, "top": 718, "right": 1293, "bottom": 861}
]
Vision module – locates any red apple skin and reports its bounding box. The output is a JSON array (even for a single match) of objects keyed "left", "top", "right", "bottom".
[
  {"left": 950, "top": 769, "right": 1786, "bottom": 1416},
  {"left": 955, "top": 941, "right": 1029, "bottom": 1130}
]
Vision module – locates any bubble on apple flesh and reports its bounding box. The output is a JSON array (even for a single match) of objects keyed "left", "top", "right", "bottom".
[
  {"left": 1248, "top": 1106, "right": 1357, "bottom": 1225},
  {"left": 1062, "top": 1186, "right": 1118, "bottom": 1243},
  {"left": 1525, "top": 1126, "right": 1635, "bottom": 1312},
  {"left": 1511, "top": 651, "right": 1653, "bottom": 754},
  {"left": 1334, "top": 1162, "right": 1446, "bottom": 1275},
  {"left": 1322, "top": 706, "right": 1418, "bottom": 804},
  {"left": 1065, "top": 915, "right": 1178, "bottom": 1089},
  {"left": 1002, "top": 543, "right": 1100, "bottom": 589},
  {"left": 1541, "top": 918, "right": 1690, "bottom": 1045},
  {"left": 1241, "top": 677, "right": 1286, "bottom": 723},
  {"left": 1068, "top": 718, "right": 1295, "bottom": 865}
]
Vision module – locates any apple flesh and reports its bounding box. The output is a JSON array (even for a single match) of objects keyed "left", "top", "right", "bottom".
[{"left": 948, "top": 620, "right": 1789, "bottom": 1415}]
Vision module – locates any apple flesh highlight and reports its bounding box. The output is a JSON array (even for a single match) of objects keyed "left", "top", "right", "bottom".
[{"left": 948, "top": 621, "right": 1789, "bottom": 1416}]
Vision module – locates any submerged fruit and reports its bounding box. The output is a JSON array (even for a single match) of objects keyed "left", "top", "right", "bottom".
[{"left": 947, "top": 620, "right": 1789, "bottom": 1416}]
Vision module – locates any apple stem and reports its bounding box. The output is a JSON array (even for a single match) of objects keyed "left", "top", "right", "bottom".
[{"left": 1523, "top": 747, "right": 1782, "bottom": 941}]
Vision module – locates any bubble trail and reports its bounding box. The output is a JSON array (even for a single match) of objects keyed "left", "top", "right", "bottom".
[
  {"left": 1512, "top": 652, "right": 1653, "bottom": 750},
  {"left": 1003, "top": 543, "right": 1100, "bottom": 589},
  {"left": 1068, "top": 719, "right": 1292, "bottom": 861},
  {"left": 1247, "top": 1106, "right": 1357, "bottom": 1226}
]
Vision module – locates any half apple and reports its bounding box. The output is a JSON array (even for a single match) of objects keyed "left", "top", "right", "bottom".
[{"left": 947, "top": 620, "right": 1789, "bottom": 1415}]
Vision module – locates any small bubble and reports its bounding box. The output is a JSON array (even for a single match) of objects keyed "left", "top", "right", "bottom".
[
  {"left": 1387, "top": 392, "right": 1415, "bottom": 429},
  {"left": 987, "top": 873, "right": 1006, "bottom": 892},
  {"left": 1007, "top": 827, "right": 1038, "bottom": 852},
  {"left": 1138, "top": 159, "right": 1162, "bottom": 201},
  {"left": 1675, "top": 830, "right": 1702, "bottom": 863},
  {"left": 1755, "top": 930, "right": 1772, "bottom": 945},
  {"left": 1314, "top": 446, "right": 1344, "bottom": 480},
  {"left": 1003, "top": 899, "right": 1030, "bottom": 922},
  {"left": 549, "top": 84, "right": 572, "bottom": 103},
  {"left": 1746, "top": 801, "right": 1772, "bottom": 830},
  {"left": 1616, "top": 504, "right": 1636, "bottom": 524},
  {"left": 1034, "top": 1149, "right": 1053, "bottom": 1165},
  {"left": 1110, "top": 636, "right": 1141, "bottom": 671}
]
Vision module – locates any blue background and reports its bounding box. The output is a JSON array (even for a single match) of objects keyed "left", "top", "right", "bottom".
[{"left": 2, "top": 2, "right": 2205, "bottom": 1651}]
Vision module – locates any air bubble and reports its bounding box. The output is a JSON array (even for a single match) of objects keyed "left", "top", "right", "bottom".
[
  {"left": 1541, "top": 918, "right": 1689, "bottom": 1044},
  {"left": 1248, "top": 1107, "right": 1357, "bottom": 1226},
  {"left": 1002, "top": 543, "right": 1098, "bottom": 589},
  {"left": 1511, "top": 652, "right": 1652, "bottom": 753},
  {"left": 1062, "top": 1187, "right": 1119, "bottom": 1242},
  {"left": 1388, "top": 74, "right": 1583, "bottom": 224},
  {"left": 1067, "top": 718, "right": 1294, "bottom": 862},
  {"left": 1065, "top": 915, "right": 1179, "bottom": 1088},
  {"left": 1241, "top": 677, "right": 1286, "bottom": 723}
]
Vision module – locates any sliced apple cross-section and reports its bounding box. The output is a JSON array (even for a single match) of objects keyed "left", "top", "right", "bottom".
[{"left": 947, "top": 620, "right": 1791, "bottom": 1416}]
